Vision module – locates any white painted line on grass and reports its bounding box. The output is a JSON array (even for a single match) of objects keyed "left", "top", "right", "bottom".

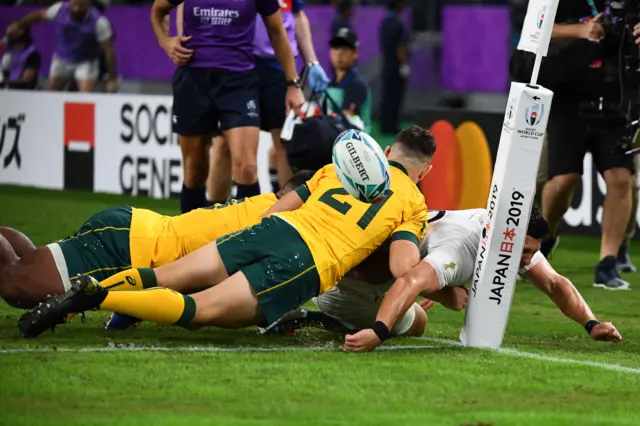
[
  {"left": 0, "top": 344, "right": 441, "bottom": 354},
  {"left": 1, "top": 338, "right": 638, "bottom": 375},
  {"left": 421, "top": 336, "right": 640, "bottom": 375}
]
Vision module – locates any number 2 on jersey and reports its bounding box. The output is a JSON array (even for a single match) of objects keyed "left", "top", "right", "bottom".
[{"left": 319, "top": 188, "right": 394, "bottom": 230}]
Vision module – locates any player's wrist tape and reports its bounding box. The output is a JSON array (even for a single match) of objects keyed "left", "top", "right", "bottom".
[
  {"left": 373, "top": 321, "right": 391, "bottom": 342},
  {"left": 585, "top": 320, "right": 600, "bottom": 335}
]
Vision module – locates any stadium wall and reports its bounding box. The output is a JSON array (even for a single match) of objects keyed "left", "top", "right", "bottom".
[
  {"left": 0, "top": 90, "right": 275, "bottom": 197},
  {"left": 0, "top": 90, "right": 630, "bottom": 238},
  {"left": 416, "top": 107, "right": 640, "bottom": 239}
]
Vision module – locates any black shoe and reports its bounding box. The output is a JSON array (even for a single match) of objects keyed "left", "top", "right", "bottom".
[
  {"left": 259, "top": 309, "right": 310, "bottom": 335},
  {"left": 540, "top": 235, "right": 560, "bottom": 259},
  {"left": 17, "top": 275, "right": 107, "bottom": 338},
  {"left": 259, "top": 309, "right": 353, "bottom": 335},
  {"left": 593, "top": 256, "right": 631, "bottom": 291},
  {"left": 616, "top": 244, "right": 637, "bottom": 273}
]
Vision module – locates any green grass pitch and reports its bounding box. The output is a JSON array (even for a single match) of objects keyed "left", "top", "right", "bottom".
[{"left": 1, "top": 185, "right": 640, "bottom": 425}]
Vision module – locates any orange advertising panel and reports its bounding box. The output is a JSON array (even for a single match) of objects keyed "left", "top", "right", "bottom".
[{"left": 421, "top": 120, "right": 493, "bottom": 210}]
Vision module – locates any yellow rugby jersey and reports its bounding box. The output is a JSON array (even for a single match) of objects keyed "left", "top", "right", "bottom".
[
  {"left": 274, "top": 162, "right": 427, "bottom": 293},
  {"left": 129, "top": 193, "right": 277, "bottom": 268}
]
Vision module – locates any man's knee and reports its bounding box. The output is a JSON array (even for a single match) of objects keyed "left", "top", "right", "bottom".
[
  {"left": 604, "top": 168, "right": 632, "bottom": 194},
  {"left": 547, "top": 173, "right": 580, "bottom": 194},
  {"left": 213, "top": 136, "right": 230, "bottom": 156},
  {"left": 76, "top": 79, "right": 97, "bottom": 93},
  {"left": 232, "top": 158, "right": 258, "bottom": 183}
]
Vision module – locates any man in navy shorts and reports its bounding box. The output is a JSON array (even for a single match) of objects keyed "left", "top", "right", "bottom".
[
  {"left": 206, "top": 0, "right": 329, "bottom": 204},
  {"left": 151, "top": 0, "right": 305, "bottom": 213}
]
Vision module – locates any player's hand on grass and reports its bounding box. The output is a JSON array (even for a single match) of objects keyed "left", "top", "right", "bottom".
[
  {"left": 449, "top": 286, "right": 468, "bottom": 311},
  {"left": 162, "top": 35, "right": 193, "bottom": 66},
  {"left": 590, "top": 322, "right": 622, "bottom": 342},
  {"left": 419, "top": 298, "right": 435, "bottom": 311},
  {"left": 435, "top": 286, "right": 468, "bottom": 311},
  {"left": 341, "top": 329, "right": 380, "bottom": 352}
]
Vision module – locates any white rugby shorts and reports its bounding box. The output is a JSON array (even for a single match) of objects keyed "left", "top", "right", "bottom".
[
  {"left": 314, "top": 277, "right": 418, "bottom": 336},
  {"left": 423, "top": 237, "right": 478, "bottom": 289},
  {"left": 49, "top": 54, "right": 99, "bottom": 81}
]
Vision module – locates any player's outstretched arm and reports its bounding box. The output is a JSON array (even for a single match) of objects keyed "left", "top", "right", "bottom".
[
  {"left": 421, "top": 286, "right": 468, "bottom": 311},
  {"left": 527, "top": 256, "right": 622, "bottom": 342},
  {"left": 388, "top": 201, "right": 427, "bottom": 279},
  {"left": 341, "top": 261, "right": 437, "bottom": 352},
  {"left": 10, "top": 7, "right": 47, "bottom": 29},
  {"left": 389, "top": 240, "right": 421, "bottom": 279},
  {"left": 262, "top": 190, "right": 304, "bottom": 218}
]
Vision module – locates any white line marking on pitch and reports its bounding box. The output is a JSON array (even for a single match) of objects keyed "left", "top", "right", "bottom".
[
  {"left": 421, "top": 337, "right": 640, "bottom": 375},
  {"left": 1, "top": 338, "right": 638, "bottom": 375},
  {"left": 0, "top": 344, "right": 441, "bottom": 354}
]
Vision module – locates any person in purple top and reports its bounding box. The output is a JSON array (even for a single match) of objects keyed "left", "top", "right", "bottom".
[
  {"left": 251, "top": 0, "right": 328, "bottom": 193},
  {"left": 9, "top": 0, "right": 118, "bottom": 93},
  {"left": 177, "top": 0, "right": 328, "bottom": 204},
  {"left": 151, "top": 0, "right": 305, "bottom": 213},
  {"left": 0, "top": 22, "right": 40, "bottom": 90}
]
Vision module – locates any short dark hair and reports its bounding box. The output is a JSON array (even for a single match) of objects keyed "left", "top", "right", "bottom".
[
  {"left": 527, "top": 202, "right": 550, "bottom": 240},
  {"left": 393, "top": 125, "right": 436, "bottom": 159}
]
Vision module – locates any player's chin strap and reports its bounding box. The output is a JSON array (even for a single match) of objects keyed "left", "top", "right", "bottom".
[
  {"left": 584, "top": 320, "right": 600, "bottom": 335},
  {"left": 373, "top": 321, "right": 391, "bottom": 342}
]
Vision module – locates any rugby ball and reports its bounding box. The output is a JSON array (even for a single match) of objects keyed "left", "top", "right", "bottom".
[{"left": 332, "top": 129, "right": 391, "bottom": 203}]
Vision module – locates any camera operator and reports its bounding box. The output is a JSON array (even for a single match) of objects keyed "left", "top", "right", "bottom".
[
  {"left": 535, "top": 2, "right": 634, "bottom": 290},
  {"left": 615, "top": 20, "right": 640, "bottom": 274}
]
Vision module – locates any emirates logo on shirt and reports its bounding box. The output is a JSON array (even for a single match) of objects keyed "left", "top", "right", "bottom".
[{"left": 193, "top": 7, "right": 240, "bottom": 26}]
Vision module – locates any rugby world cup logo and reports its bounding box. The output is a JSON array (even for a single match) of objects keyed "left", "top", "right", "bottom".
[
  {"left": 524, "top": 103, "right": 545, "bottom": 126},
  {"left": 505, "top": 97, "right": 516, "bottom": 121},
  {"left": 537, "top": 5, "right": 547, "bottom": 30},
  {"left": 246, "top": 100, "right": 258, "bottom": 118}
]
